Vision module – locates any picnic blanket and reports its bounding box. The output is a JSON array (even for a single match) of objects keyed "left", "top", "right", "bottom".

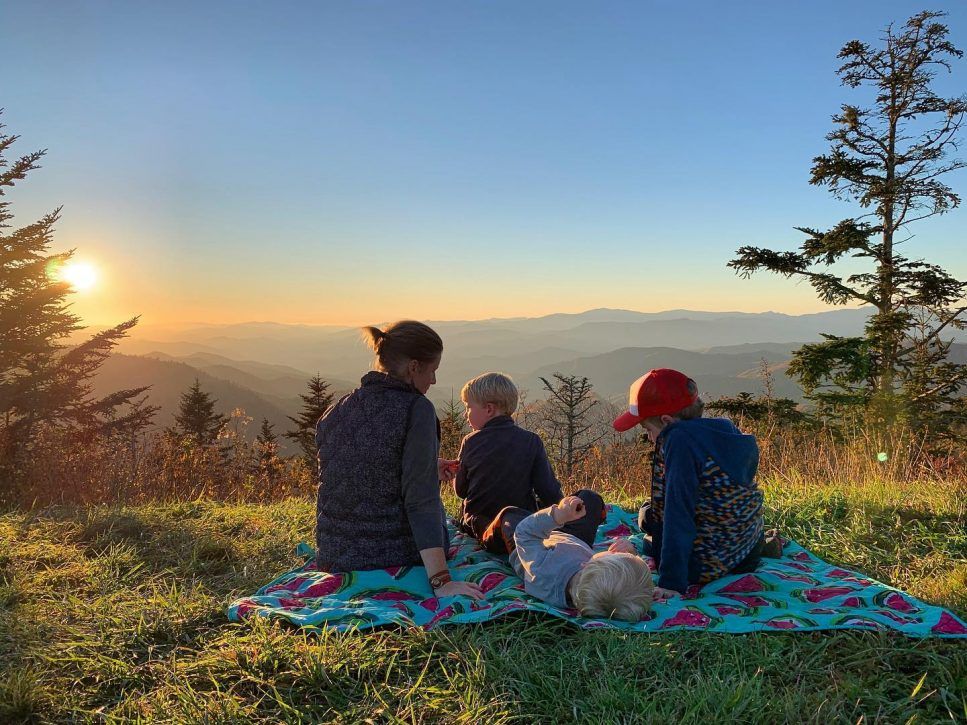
[{"left": 227, "top": 505, "right": 967, "bottom": 638}]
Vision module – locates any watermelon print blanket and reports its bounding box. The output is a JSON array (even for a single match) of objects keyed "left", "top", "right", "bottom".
[{"left": 227, "top": 505, "right": 967, "bottom": 638}]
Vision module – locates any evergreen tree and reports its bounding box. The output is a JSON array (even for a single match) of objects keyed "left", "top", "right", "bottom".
[
  {"left": 0, "top": 112, "right": 156, "bottom": 485},
  {"left": 438, "top": 390, "right": 468, "bottom": 460},
  {"left": 729, "top": 12, "right": 966, "bottom": 434},
  {"left": 285, "top": 374, "right": 333, "bottom": 470},
  {"left": 707, "top": 392, "right": 806, "bottom": 426},
  {"left": 171, "top": 379, "right": 228, "bottom": 446},
  {"left": 256, "top": 417, "right": 279, "bottom": 452},
  {"left": 538, "top": 373, "right": 601, "bottom": 476},
  {"left": 254, "top": 417, "right": 284, "bottom": 483}
]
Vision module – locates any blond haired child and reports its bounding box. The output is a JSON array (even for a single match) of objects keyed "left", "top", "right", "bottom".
[
  {"left": 498, "top": 492, "right": 653, "bottom": 620},
  {"left": 454, "top": 372, "right": 563, "bottom": 553}
]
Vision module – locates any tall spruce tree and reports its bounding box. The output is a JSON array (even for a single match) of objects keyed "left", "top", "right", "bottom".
[
  {"left": 0, "top": 113, "right": 156, "bottom": 486},
  {"left": 729, "top": 12, "right": 966, "bottom": 433},
  {"left": 171, "top": 379, "right": 228, "bottom": 446},
  {"left": 285, "top": 374, "right": 334, "bottom": 470}
]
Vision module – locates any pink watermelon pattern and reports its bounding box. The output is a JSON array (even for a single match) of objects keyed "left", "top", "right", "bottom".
[
  {"left": 874, "top": 591, "right": 921, "bottom": 614},
  {"left": 795, "top": 586, "right": 857, "bottom": 603},
  {"left": 931, "top": 611, "right": 967, "bottom": 635},
  {"left": 227, "top": 507, "right": 967, "bottom": 638},
  {"left": 265, "top": 575, "right": 310, "bottom": 593},
  {"left": 874, "top": 609, "right": 918, "bottom": 625},
  {"left": 419, "top": 597, "right": 440, "bottom": 612},
  {"left": 722, "top": 593, "right": 781, "bottom": 609},
  {"left": 369, "top": 589, "right": 422, "bottom": 602},
  {"left": 300, "top": 573, "right": 350, "bottom": 599},
  {"left": 234, "top": 599, "right": 257, "bottom": 617},
  {"left": 718, "top": 574, "right": 771, "bottom": 593},
  {"left": 832, "top": 614, "right": 884, "bottom": 629},
  {"left": 603, "top": 522, "right": 632, "bottom": 538},
  {"left": 758, "top": 614, "right": 817, "bottom": 630},
  {"left": 384, "top": 566, "right": 413, "bottom": 580},
  {"left": 476, "top": 572, "right": 510, "bottom": 594},
  {"left": 682, "top": 585, "right": 703, "bottom": 600},
  {"left": 767, "top": 571, "right": 820, "bottom": 585},
  {"left": 660, "top": 607, "right": 717, "bottom": 629}
]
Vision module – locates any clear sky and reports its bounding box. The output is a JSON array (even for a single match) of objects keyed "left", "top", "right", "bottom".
[{"left": 3, "top": 1, "right": 966, "bottom": 326}]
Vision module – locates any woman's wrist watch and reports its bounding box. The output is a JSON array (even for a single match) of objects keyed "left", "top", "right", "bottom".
[{"left": 429, "top": 569, "right": 452, "bottom": 590}]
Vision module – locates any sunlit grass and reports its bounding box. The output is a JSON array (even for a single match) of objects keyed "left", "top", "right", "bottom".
[{"left": 1, "top": 475, "right": 965, "bottom": 723}]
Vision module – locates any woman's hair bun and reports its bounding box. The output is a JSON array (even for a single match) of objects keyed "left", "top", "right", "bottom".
[
  {"left": 360, "top": 320, "right": 443, "bottom": 374},
  {"left": 361, "top": 325, "right": 388, "bottom": 352}
]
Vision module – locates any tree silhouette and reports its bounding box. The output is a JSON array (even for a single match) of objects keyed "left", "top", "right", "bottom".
[
  {"left": 438, "top": 390, "right": 468, "bottom": 460},
  {"left": 707, "top": 392, "right": 806, "bottom": 427},
  {"left": 285, "top": 374, "right": 334, "bottom": 471},
  {"left": 171, "top": 379, "right": 228, "bottom": 446},
  {"left": 256, "top": 417, "right": 279, "bottom": 453},
  {"left": 729, "top": 11, "right": 966, "bottom": 433},
  {"left": 254, "top": 417, "right": 284, "bottom": 484},
  {"left": 538, "top": 373, "right": 601, "bottom": 476},
  {"left": 0, "top": 112, "right": 156, "bottom": 489}
]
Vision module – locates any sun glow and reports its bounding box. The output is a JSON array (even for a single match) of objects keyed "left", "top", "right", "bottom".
[{"left": 57, "top": 261, "right": 99, "bottom": 291}]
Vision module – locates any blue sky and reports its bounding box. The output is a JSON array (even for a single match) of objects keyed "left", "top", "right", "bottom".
[{"left": 3, "top": 1, "right": 966, "bottom": 325}]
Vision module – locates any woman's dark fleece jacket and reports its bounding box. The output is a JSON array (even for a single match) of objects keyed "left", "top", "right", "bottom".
[{"left": 314, "top": 371, "right": 447, "bottom": 572}]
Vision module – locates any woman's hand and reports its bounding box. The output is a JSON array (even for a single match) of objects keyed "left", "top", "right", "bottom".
[
  {"left": 434, "top": 579, "right": 484, "bottom": 599},
  {"left": 437, "top": 458, "right": 459, "bottom": 482},
  {"left": 608, "top": 539, "right": 637, "bottom": 554}
]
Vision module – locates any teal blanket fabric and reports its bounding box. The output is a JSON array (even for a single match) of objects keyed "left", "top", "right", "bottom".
[{"left": 227, "top": 505, "right": 967, "bottom": 637}]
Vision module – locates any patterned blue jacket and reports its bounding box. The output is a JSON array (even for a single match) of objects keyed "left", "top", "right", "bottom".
[{"left": 649, "top": 418, "right": 764, "bottom": 592}]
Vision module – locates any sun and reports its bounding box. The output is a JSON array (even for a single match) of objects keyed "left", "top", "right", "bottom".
[{"left": 57, "top": 261, "right": 99, "bottom": 292}]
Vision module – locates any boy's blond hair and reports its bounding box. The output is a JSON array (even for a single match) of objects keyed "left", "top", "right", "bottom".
[
  {"left": 460, "top": 372, "right": 519, "bottom": 415},
  {"left": 571, "top": 552, "right": 654, "bottom": 621}
]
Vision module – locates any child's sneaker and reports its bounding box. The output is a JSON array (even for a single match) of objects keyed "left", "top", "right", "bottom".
[{"left": 761, "top": 528, "right": 783, "bottom": 558}]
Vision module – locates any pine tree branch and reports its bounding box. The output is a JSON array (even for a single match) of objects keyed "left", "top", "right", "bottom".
[
  {"left": 897, "top": 305, "right": 967, "bottom": 354},
  {"left": 909, "top": 366, "right": 967, "bottom": 401}
]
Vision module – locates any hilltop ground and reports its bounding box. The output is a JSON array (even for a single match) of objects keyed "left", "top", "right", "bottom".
[{"left": 1, "top": 475, "right": 965, "bottom": 723}]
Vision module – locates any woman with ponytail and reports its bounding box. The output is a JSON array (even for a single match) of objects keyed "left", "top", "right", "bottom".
[{"left": 314, "top": 320, "right": 483, "bottom": 599}]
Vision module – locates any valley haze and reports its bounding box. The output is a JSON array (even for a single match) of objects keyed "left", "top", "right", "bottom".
[{"left": 90, "top": 306, "right": 967, "bottom": 452}]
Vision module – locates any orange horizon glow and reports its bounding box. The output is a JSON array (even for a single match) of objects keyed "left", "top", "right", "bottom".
[
  {"left": 49, "top": 245, "right": 878, "bottom": 330},
  {"left": 68, "top": 295, "right": 866, "bottom": 330}
]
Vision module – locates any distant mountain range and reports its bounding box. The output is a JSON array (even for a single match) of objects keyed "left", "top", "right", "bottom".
[
  {"left": 93, "top": 354, "right": 301, "bottom": 453},
  {"left": 117, "top": 307, "right": 875, "bottom": 380},
  {"left": 95, "top": 307, "right": 962, "bottom": 436}
]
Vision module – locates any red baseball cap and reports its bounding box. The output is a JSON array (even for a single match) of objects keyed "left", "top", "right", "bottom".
[{"left": 612, "top": 368, "right": 698, "bottom": 432}]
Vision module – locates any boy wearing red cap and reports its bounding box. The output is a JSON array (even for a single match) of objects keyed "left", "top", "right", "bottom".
[{"left": 613, "top": 369, "right": 766, "bottom": 600}]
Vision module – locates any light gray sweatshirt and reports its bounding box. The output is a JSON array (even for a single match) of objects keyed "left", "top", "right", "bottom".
[{"left": 509, "top": 507, "right": 593, "bottom": 609}]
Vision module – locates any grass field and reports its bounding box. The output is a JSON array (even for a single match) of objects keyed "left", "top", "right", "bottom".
[{"left": 1, "top": 476, "right": 965, "bottom": 723}]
